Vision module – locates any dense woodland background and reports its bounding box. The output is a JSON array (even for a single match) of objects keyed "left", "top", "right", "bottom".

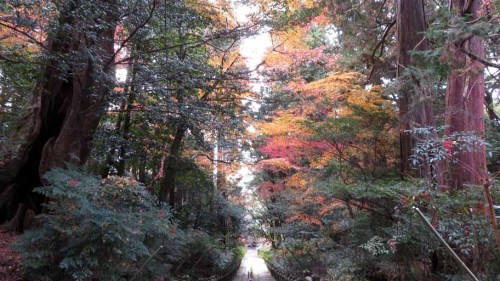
[{"left": 0, "top": 0, "right": 499, "bottom": 280}]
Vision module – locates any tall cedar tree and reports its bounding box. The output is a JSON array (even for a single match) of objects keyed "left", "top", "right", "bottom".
[
  {"left": 445, "top": 0, "right": 487, "bottom": 188},
  {"left": 397, "top": 0, "right": 440, "bottom": 182}
]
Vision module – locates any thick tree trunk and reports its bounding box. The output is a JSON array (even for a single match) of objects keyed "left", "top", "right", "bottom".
[
  {"left": 445, "top": 0, "right": 487, "bottom": 188},
  {"left": 445, "top": 0, "right": 498, "bottom": 263},
  {"left": 0, "top": 0, "right": 117, "bottom": 230},
  {"left": 397, "top": 0, "right": 439, "bottom": 182}
]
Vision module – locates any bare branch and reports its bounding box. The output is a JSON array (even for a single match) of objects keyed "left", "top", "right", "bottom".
[
  {"left": 191, "top": 153, "right": 231, "bottom": 164},
  {"left": 367, "top": 19, "right": 396, "bottom": 82},
  {"left": 106, "top": 1, "right": 157, "bottom": 68}
]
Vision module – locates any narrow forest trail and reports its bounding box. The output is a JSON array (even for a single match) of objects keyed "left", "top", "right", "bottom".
[{"left": 233, "top": 248, "right": 275, "bottom": 281}]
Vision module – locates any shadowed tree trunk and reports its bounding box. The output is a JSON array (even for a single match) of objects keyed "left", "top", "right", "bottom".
[
  {"left": 0, "top": 0, "right": 118, "bottom": 230},
  {"left": 485, "top": 90, "right": 500, "bottom": 172},
  {"left": 445, "top": 0, "right": 487, "bottom": 188},
  {"left": 485, "top": 90, "right": 499, "bottom": 126},
  {"left": 159, "top": 123, "right": 187, "bottom": 208},
  {"left": 117, "top": 69, "right": 136, "bottom": 176},
  {"left": 397, "top": 0, "right": 440, "bottom": 183},
  {"left": 101, "top": 98, "right": 126, "bottom": 178},
  {"left": 158, "top": 29, "right": 188, "bottom": 208},
  {"left": 101, "top": 49, "right": 138, "bottom": 178}
]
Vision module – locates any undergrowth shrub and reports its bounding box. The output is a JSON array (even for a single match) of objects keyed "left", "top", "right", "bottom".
[
  {"left": 261, "top": 178, "right": 500, "bottom": 280},
  {"left": 335, "top": 181, "right": 500, "bottom": 280},
  {"left": 15, "top": 168, "right": 174, "bottom": 281},
  {"left": 162, "top": 229, "right": 243, "bottom": 278}
]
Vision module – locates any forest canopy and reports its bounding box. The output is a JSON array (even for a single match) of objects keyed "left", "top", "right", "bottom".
[{"left": 0, "top": 0, "right": 499, "bottom": 280}]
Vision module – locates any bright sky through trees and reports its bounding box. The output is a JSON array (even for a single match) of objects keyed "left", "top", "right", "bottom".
[{"left": 234, "top": 1, "right": 272, "bottom": 93}]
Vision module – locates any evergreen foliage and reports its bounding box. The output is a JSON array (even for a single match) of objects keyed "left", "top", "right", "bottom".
[{"left": 14, "top": 168, "right": 174, "bottom": 281}]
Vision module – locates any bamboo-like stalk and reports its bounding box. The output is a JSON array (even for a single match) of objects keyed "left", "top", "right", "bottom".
[{"left": 413, "top": 207, "right": 479, "bottom": 281}]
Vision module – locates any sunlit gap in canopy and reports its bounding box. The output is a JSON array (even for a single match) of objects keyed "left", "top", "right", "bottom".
[
  {"left": 228, "top": 0, "right": 272, "bottom": 204},
  {"left": 233, "top": 0, "right": 272, "bottom": 113}
]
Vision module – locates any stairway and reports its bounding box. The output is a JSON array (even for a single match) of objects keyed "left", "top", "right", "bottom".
[{"left": 233, "top": 248, "right": 275, "bottom": 281}]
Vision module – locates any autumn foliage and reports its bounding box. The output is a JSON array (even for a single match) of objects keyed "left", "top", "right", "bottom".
[{"left": 255, "top": 24, "right": 398, "bottom": 241}]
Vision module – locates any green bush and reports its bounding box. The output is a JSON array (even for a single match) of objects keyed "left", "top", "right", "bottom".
[
  {"left": 15, "top": 168, "right": 174, "bottom": 281},
  {"left": 233, "top": 245, "right": 246, "bottom": 261},
  {"left": 165, "top": 229, "right": 244, "bottom": 278},
  {"left": 258, "top": 247, "right": 272, "bottom": 261}
]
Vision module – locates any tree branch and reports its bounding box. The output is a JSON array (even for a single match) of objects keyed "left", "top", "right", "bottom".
[
  {"left": 456, "top": 43, "right": 500, "bottom": 69},
  {"left": 367, "top": 19, "right": 396, "bottom": 81},
  {"left": 191, "top": 153, "right": 231, "bottom": 164},
  {"left": 106, "top": 1, "right": 157, "bottom": 68}
]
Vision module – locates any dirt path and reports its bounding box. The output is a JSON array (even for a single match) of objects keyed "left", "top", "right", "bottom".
[{"left": 233, "top": 248, "right": 274, "bottom": 281}]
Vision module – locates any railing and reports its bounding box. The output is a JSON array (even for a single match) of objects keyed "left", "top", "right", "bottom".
[
  {"left": 201, "top": 256, "right": 242, "bottom": 281},
  {"left": 264, "top": 259, "right": 301, "bottom": 281},
  {"left": 264, "top": 260, "right": 320, "bottom": 281}
]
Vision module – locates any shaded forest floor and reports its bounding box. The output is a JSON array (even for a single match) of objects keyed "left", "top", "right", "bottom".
[{"left": 0, "top": 232, "right": 22, "bottom": 281}]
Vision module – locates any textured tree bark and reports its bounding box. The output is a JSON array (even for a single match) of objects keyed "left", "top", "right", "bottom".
[
  {"left": 445, "top": 0, "right": 487, "bottom": 188},
  {"left": 0, "top": 0, "right": 117, "bottom": 230},
  {"left": 445, "top": 1, "right": 496, "bottom": 259},
  {"left": 397, "top": 0, "right": 439, "bottom": 182}
]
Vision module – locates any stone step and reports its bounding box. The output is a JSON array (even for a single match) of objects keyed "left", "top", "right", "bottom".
[{"left": 232, "top": 248, "right": 275, "bottom": 281}]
